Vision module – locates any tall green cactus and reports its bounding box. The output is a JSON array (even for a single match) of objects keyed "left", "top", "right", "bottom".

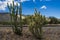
[
  {"left": 19, "top": 1, "right": 23, "bottom": 33},
  {"left": 29, "top": 8, "right": 47, "bottom": 39},
  {"left": 7, "top": 0, "right": 22, "bottom": 35}
]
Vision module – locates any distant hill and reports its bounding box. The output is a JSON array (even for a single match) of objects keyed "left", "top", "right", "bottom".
[
  {"left": 0, "top": 12, "right": 10, "bottom": 22},
  {"left": 0, "top": 12, "right": 25, "bottom": 22}
]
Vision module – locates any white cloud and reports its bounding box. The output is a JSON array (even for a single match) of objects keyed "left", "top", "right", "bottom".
[
  {"left": 0, "top": 0, "right": 29, "bottom": 11},
  {"left": 5, "top": 0, "right": 20, "bottom": 6},
  {"left": 0, "top": 6, "right": 6, "bottom": 10},
  {"left": 20, "top": 0, "right": 30, "bottom": 2},
  {"left": 40, "top": 0, "right": 51, "bottom": 1},
  {"left": 0, "top": 0, "right": 19, "bottom": 10},
  {"left": 40, "top": 5, "right": 47, "bottom": 9},
  {"left": 0, "top": 1, "right": 7, "bottom": 10}
]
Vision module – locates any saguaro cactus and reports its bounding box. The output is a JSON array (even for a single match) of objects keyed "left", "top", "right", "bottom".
[
  {"left": 7, "top": 0, "right": 22, "bottom": 35},
  {"left": 29, "top": 8, "right": 47, "bottom": 39}
]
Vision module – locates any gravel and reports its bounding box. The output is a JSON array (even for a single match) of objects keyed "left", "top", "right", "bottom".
[{"left": 0, "top": 27, "right": 60, "bottom": 40}]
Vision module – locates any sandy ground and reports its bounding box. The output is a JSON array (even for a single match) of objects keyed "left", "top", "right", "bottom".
[{"left": 0, "top": 27, "right": 60, "bottom": 40}]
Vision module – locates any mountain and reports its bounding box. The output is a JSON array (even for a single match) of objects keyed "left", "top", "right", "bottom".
[{"left": 0, "top": 12, "right": 10, "bottom": 22}]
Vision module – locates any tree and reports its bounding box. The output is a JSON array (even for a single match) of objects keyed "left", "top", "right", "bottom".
[{"left": 7, "top": 0, "right": 23, "bottom": 35}]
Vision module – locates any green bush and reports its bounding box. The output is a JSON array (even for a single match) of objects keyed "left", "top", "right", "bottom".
[
  {"left": 0, "top": 22, "right": 20, "bottom": 25},
  {"left": 0, "top": 22, "right": 11, "bottom": 25},
  {"left": 28, "top": 9, "right": 47, "bottom": 39},
  {"left": 48, "top": 16, "right": 59, "bottom": 24}
]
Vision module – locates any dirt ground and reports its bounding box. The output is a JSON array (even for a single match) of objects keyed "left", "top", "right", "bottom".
[
  {"left": 0, "top": 27, "right": 39, "bottom": 40},
  {"left": 0, "top": 27, "right": 60, "bottom": 40}
]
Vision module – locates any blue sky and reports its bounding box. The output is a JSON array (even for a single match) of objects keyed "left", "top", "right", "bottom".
[{"left": 0, "top": 0, "right": 60, "bottom": 18}]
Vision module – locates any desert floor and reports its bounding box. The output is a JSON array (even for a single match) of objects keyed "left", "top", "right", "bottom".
[{"left": 0, "top": 27, "right": 60, "bottom": 40}]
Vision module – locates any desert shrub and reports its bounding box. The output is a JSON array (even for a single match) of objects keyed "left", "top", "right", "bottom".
[
  {"left": 28, "top": 9, "right": 47, "bottom": 39},
  {"left": 0, "top": 22, "right": 20, "bottom": 26},
  {"left": 0, "top": 22, "right": 11, "bottom": 25},
  {"left": 48, "top": 16, "right": 59, "bottom": 24}
]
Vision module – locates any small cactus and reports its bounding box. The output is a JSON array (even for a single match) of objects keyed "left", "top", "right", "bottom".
[{"left": 29, "top": 8, "right": 47, "bottom": 39}]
